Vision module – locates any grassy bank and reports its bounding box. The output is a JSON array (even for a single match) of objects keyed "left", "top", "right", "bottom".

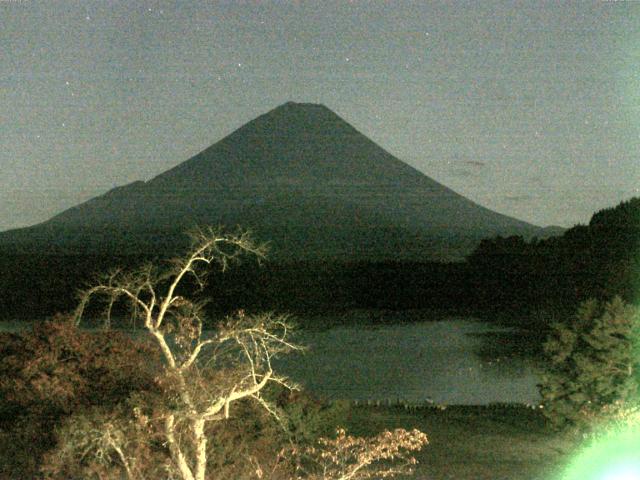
[{"left": 342, "top": 404, "right": 580, "bottom": 480}]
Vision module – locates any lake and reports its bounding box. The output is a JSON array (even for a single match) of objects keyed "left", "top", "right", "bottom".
[
  {"left": 1, "top": 316, "right": 542, "bottom": 405},
  {"left": 273, "top": 318, "right": 541, "bottom": 405}
]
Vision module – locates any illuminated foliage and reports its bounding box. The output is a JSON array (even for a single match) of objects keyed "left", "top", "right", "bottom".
[{"left": 294, "top": 427, "right": 429, "bottom": 480}]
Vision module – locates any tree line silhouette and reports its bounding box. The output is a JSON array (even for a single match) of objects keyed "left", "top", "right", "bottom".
[{"left": 467, "top": 197, "right": 640, "bottom": 317}]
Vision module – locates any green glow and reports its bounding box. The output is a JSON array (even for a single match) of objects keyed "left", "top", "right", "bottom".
[{"left": 559, "top": 426, "right": 640, "bottom": 480}]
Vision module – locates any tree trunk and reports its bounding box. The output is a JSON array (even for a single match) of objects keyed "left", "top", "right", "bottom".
[
  {"left": 193, "top": 418, "right": 208, "bottom": 480},
  {"left": 165, "top": 414, "right": 195, "bottom": 480}
]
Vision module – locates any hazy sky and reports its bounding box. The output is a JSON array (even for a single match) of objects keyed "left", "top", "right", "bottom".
[{"left": 2, "top": 1, "right": 639, "bottom": 231}]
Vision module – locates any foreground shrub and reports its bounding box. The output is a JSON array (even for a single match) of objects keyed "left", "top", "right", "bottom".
[
  {"left": 277, "top": 390, "right": 353, "bottom": 445},
  {"left": 0, "top": 316, "right": 159, "bottom": 478},
  {"left": 539, "top": 296, "right": 640, "bottom": 429},
  {"left": 42, "top": 389, "right": 361, "bottom": 480},
  {"left": 294, "top": 427, "right": 429, "bottom": 480}
]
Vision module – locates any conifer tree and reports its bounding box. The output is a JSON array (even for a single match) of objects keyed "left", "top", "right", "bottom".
[{"left": 539, "top": 296, "right": 640, "bottom": 429}]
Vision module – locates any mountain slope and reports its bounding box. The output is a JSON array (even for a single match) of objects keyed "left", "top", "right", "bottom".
[{"left": 0, "top": 102, "right": 552, "bottom": 261}]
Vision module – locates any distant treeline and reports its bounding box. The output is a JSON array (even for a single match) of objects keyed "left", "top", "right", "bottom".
[
  {"left": 467, "top": 197, "right": 640, "bottom": 313},
  {"left": 0, "top": 254, "right": 474, "bottom": 320},
  {"left": 1, "top": 198, "right": 638, "bottom": 325}
]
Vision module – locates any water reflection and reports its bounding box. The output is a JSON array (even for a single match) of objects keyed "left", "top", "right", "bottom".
[{"left": 273, "top": 319, "right": 541, "bottom": 405}]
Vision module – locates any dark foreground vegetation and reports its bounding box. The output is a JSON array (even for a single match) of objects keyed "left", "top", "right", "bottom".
[
  {"left": 0, "top": 317, "right": 358, "bottom": 478},
  {"left": 0, "top": 317, "right": 580, "bottom": 480},
  {"left": 1, "top": 310, "right": 636, "bottom": 480}
]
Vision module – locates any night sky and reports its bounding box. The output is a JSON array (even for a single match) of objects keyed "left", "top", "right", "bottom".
[{"left": 2, "top": 1, "right": 639, "bottom": 232}]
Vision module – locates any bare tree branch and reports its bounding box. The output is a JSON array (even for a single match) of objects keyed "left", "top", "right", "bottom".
[{"left": 71, "top": 228, "right": 300, "bottom": 480}]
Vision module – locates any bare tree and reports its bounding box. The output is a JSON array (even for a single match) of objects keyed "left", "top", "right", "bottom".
[
  {"left": 62, "top": 227, "right": 429, "bottom": 480},
  {"left": 73, "top": 227, "right": 302, "bottom": 480}
]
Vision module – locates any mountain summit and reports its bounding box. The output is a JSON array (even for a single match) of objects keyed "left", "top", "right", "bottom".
[
  {"left": 149, "top": 102, "right": 434, "bottom": 188},
  {"left": 0, "top": 102, "right": 548, "bottom": 260}
]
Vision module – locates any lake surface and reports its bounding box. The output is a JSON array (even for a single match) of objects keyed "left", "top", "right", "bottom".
[
  {"left": 1, "top": 317, "right": 542, "bottom": 405},
  {"left": 273, "top": 319, "right": 541, "bottom": 405}
]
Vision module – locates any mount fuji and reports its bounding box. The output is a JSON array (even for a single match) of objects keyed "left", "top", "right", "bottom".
[{"left": 0, "top": 102, "right": 554, "bottom": 261}]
